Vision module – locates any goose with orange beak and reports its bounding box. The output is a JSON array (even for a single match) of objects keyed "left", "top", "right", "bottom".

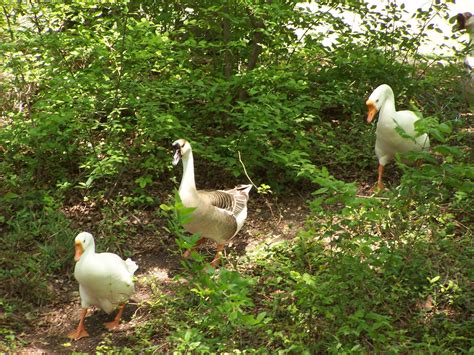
[
  {"left": 67, "top": 232, "right": 138, "bottom": 340},
  {"left": 366, "top": 84, "right": 430, "bottom": 190}
]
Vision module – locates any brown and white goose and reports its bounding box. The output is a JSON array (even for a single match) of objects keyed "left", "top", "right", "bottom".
[
  {"left": 456, "top": 12, "right": 474, "bottom": 105},
  {"left": 457, "top": 12, "right": 474, "bottom": 54},
  {"left": 172, "top": 139, "right": 252, "bottom": 267}
]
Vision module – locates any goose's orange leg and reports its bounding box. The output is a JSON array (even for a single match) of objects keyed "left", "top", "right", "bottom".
[
  {"left": 104, "top": 304, "right": 125, "bottom": 330},
  {"left": 210, "top": 244, "right": 225, "bottom": 268},
  {"left": 183, "top": 237, "right": 206, "bottom": 258},
  {"left": 377, "top": 164, "right": 385, "bottom": 190},
  {"left": 68, "top": 308, "right": 89, "bottom": 340}
]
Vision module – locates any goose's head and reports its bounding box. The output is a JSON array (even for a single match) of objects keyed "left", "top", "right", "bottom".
[
  {"left": 365, "top": 84, "right": 393, "bottom": 123},
  {"left": 172, "top": 139, "right": 191, "bottom": 166},
  {"left": 74, "top": 232, "right": 94, "bottom": 261},
  {"left": 457, "top": 12, "right": 474, "bottom": 31}
]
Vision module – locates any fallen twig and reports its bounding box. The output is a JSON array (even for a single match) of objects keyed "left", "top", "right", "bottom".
[{"left": 238, "top": 151, "right": 258, "bottom": 189}]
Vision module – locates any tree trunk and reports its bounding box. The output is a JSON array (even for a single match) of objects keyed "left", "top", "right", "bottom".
[
  {"left": 222, "top": 6, "right": 232, "bottom": 79},
  {"left": 238, "top": 8, "right": 265, "bottom": 101}
]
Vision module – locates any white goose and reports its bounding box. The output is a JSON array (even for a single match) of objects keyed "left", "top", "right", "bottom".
[
  {"left": 172, "top": 139, "right": 252, "bottom": 267},
  {"left": 366, "top": 84, "right": 430, "bottom": 190},
  {"left": 68, "top": 232, "right": 138, "bottom": 340}
]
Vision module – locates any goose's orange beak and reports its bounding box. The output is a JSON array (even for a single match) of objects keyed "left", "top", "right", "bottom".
[
  {"left": 366, "top": 100, "right": 378, "bottom": 123},
  {"left": 74, "top": 240, "right": 84, "bottom": 262}
]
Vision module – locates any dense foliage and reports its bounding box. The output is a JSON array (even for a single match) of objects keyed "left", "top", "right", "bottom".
[{"left": 1, "top": 0, "right": 472, "bottom": 352}]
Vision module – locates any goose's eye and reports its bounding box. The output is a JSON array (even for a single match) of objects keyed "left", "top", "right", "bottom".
[{"left": 376, "top": 99, "right": 379, "bottom": 103}]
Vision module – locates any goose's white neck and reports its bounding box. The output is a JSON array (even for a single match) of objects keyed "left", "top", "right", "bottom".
[
  {"left": 379, "top": 91, "right": 396, "bottom": 124},
  {"left": 466, "top": 19, "right": 474, "bottom": 55},
  {"left": 467, "top": 19, "right": 474, "bottom": 41},
  {"left": 470, "top": 32, "right": 474, "bottom": 57},
  {"left": 78, "top": 242, "right": 95, "bottom": 265},
  {"left": 179, "top": 149, "right": 197, "bottom": 195},
  {"left": 84, "top": 241, "right": 96, "bottom": 256}
]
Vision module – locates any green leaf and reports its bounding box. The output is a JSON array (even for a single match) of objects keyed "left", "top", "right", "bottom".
[{"left": 429, "top": 275, "right": 441, "bottom": 284}]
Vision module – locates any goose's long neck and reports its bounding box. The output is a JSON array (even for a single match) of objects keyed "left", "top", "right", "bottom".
[
  {"left": 180, "top": 150, "right": 197, "bottom": 194},
  {"left": 466, "top": 20, "right": 474, "bottom": 55},
  {"left": 470, "top": 31, "right": 474, "bottom": 56},
  {"left": 379, "top": 93, "right": 396, "bottom": 124},
  {"left": 80, "top": 242, "right": 95, "bottom": 262}
]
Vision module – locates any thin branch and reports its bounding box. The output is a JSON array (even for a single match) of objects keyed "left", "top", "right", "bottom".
[
  {"left": 286, "top": 4, "right": 337, "bottom": 66},
  {"left": 2, "top": 5, "right": 15, "bottom": 41},
  {"left": 28, "top": 0, "right": 43, "bottom": 34},
  {"left": 238, "top": 150, "right": 257, "bottom": 189},
  {"left": 401, "top": 0, "right": 439, "bottom": 68},
  {"left": 222, "top": 4, "right": 232, "bottom": 79},
  {"left": 114, "top": 7, "right": 128, "bottom": 106},
  {"left": 356, "top": 194, "right": 390, "bottom": 200},
  {"left": 453, "top": 219, "right": 472, "bottom": 232},
  {"left": 238, "top": 151, "right": 281, "bottom": 224}
]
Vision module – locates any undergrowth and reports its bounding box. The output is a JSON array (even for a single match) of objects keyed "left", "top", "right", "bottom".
[{"left": 127, "top": 118, "right": 473, "bottom": 353}]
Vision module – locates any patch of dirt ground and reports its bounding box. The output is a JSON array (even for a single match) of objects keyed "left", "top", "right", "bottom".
[{"left": 13, "top": 193, "right": 309, "bottom": 354}]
